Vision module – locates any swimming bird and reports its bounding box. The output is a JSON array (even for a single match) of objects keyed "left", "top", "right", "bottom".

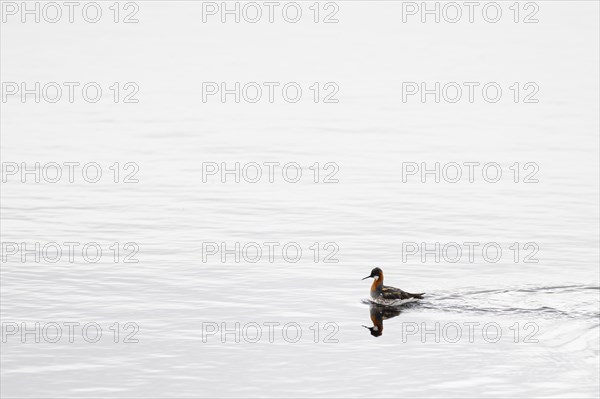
[{"left": 362, "top": 267, "right": 425, "bottom": 301}]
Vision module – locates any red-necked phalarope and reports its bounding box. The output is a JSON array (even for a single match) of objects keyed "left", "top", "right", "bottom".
[{"left": 362, "top": 267, "right": 425, "bottom": 301}]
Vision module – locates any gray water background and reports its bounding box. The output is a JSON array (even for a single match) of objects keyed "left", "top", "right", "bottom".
[{"left": 1, "top": 2, "right": 599, "bottom": 397}]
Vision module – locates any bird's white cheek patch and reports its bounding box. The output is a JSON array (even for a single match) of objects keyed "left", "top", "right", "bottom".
[{"left": 374, "top": 276, "right": 379, "bottom": 280}]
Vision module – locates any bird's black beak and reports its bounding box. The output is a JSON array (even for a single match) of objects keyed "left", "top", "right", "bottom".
[{"left": 362, "top": 275, "right": 372, "bottom": 280}]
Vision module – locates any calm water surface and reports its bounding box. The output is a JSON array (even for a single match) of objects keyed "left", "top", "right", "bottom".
[{"left": 1, "top": 2, "right": 599, "bottom": 397}]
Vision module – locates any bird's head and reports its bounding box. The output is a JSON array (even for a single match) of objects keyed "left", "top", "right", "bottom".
[{"left": 362, "top": 267, "right": 383, "bottom": 281}]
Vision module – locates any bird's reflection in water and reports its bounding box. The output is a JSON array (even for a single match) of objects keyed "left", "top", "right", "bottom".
[{"left": 362, "top": 303, "right": 402, "bottom": 337}]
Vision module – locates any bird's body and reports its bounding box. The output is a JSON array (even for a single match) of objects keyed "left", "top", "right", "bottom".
[
  {"left": 363, "top": 267, "right": 424, "bottom": 301},
  {"left": 374, "top": 284, "right": 425, "bottom": 300}
]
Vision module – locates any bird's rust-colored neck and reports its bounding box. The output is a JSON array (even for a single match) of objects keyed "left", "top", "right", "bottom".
[{"left": 370, "top": 273, "right": 384, "bottom": 293}]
